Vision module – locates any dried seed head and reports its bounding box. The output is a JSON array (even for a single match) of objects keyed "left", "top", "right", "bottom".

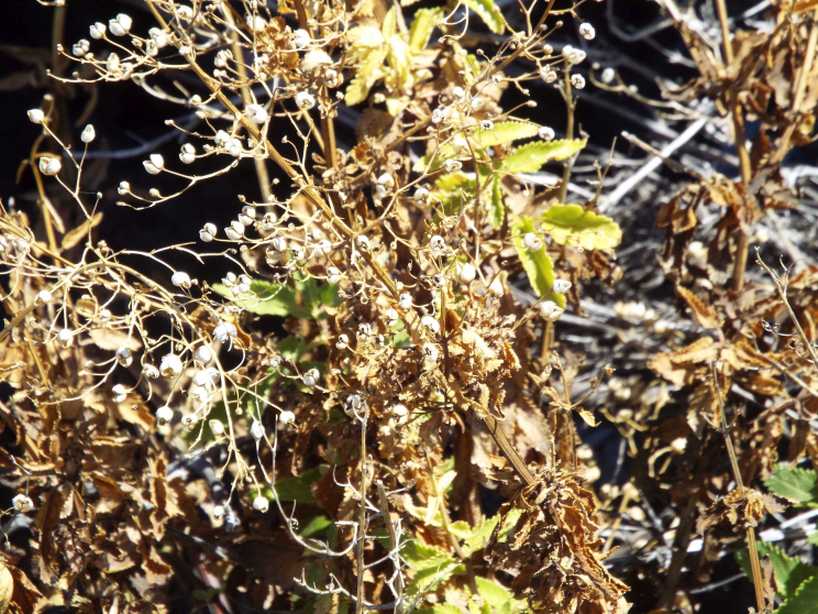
[
  {"left": 159, "top": 352, "right": 183, "bottom": 377},
  {"left": 12, "top": 494, "right": 34, "bottom": 513}
]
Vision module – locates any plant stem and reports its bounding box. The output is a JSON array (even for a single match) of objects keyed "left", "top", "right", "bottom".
[
  {"left": 559, "top": 70, "right": 575, "bottom": 203},
  {"left": 710, "top": 364, "right": 767, "bottom": 613},
  {"left": 712, "top": 0, "right": 753, "bottom": 291},
  {"left": 356, "top": 410, "right": 368, "bottom": 614}
]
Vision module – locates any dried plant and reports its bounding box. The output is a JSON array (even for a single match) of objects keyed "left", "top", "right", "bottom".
[{"left": 2, "top": 0, "right": 818, "bottom": 612}]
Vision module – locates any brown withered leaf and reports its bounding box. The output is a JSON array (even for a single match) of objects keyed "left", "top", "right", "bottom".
[
  {"left": 88, "top": 328, "right": 141, "bottom": 352},
  {"left": 649, "top": 337, "right": 718, "bottom": 387},
  {"left": 676, "top": 286, "right": 722, "bottom": 331},
  {"left": 60, "top": 212, "right": 102, "bottom": 251}
]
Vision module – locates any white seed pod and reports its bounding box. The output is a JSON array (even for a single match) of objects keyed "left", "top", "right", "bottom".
[
  {"left": 570, "top": 73, "right": 586, "bottom": 90},
  {"left": 421, "top": 315, "right": 440, "bottom": 334},
  {"left": 241, "top": 205, "right": 257, "bottom": 220},
  {"left": 458, "top": 262, "right": 477, "bottom": 283},
  {"left": 539, "top": 300, "right": 564, "bottom": 321},
  {"left": 57, "top": 327, "right": 73, "bottom": 347},
  {"left": 36, "top": 289, "right": 53, "bottom": 304},
  {"left": 601, "top": 67, "right": 616, "bottom": 84},
  {"left": 171, "top": 270, "right": 192, "bottom": 289},
  {"left": 294, "top": 91, "right": 316, "bottom": 110},
  {"left": 335, "top": 333, "right": 349, "bottom": 349},
  {"left": 252, "top": 494, "right": 269, "bottom": 513},
  {"left": 246, "top": 14, "right": 267, "bottom": 31},
  {"left": 106, "top": 52, "right": 121, "bottom": 73},
  {"left": 72, "top": 39, "right": 90, "bottom": 57},
  {"left": 541, "top": 68, "right": 558, "bottom": 83},
  {"left": 143, "top": 153, "right": 164, "bottom": 175},
  {"left": 553, "top": 278, "right": 572, "bottom": 294},
  {"left": 224, "top": 225, "right": 242, "bottom": 241},
  {"left": 538, "top": 126, "right": 556, "bottom": 141},
  {"left": 193, "top": 367, "right": 218, "bottom": 388},
  {"left": 89, "top": 22, "right": 106, "bottom": 39},
  {"left": 250, "top": 420, "right": 264, "bottom": 441},
  {"left": 392, "top": 403, "right": 408, "bottom": 417},
  {"left": 117, "top": 180, "right": 131, "bottom": 195},
  {"left": 413, "top": 186, "right": 429, "bottom": 200},
  {"left": 246, "top": 103, "right": 269, "bottom": 125},
  {"left": 179, "top": 142, "right": 196, "bottom": 164},
  {"left": 356, "top": 235, "right": 370, "bottom": 250},
  {"left": 443, "top": 159, "right": 462, "bottom": 173},
  {"left": 209, "top": 419, "right": 225, "bottom": 436},
  {"left": 326, "top": 266, "right": 341, "bottom": 284},
  {"left": 159, "top": 352, "right": 183, "bottom": 377},
  {"left": 214, "top": 130, "right": 230, "bottom": 146},
  {"left": 302, "top": 368, "right": 319, "bottom": 387},
  {"left": 108, "top": 13, "right": 133, "bottom": 37},
  {"left": 301, "top": 49, "right": 332, "bottom": 72},
  {"left": 523, "top": 232, "right": 543, "bottom": 251},
  {"left": 116, "top": 346, "right": 133, "bottom": 367},
  {"left": 211, "top": 504, "right": 226, "bottom": 520},
  {"left": 542, "top": 43, "right": 554, "bottom": 55},
  {"left": 278, "top": 409, "right": 296, "bottom": 426},
  {"left": 213, "top": 321, "right": 237, "bottom": 344},
  {"left": 39, "top": 155, "right": 62, "bottom": 176},
  {"left": 194, "top": 345, "right": 213, "bottom": 365},
  {"left": 80, "top": 124, "right": 96, "bottom": 144},
  {"left": 12, "top": 494, "right": 34, "bottom": 513},
  {"left": 399, "top": 293, "right": 412, "bottom": 310},
  {"left": 142, "top": 363, "right": 160, "bottom": 380},
  {"left": 292, "top": 28, "right": 311, "bottom": 48},
  {"left": 156, "top": 405, "right": 174, "bottom": 425},
  {"left": 225, "top": 137, "right": 242, "bottom": 157},
  {"left": 489, "top": 276, "right": 505, "bottom": 297},
  {"left": 112, "top": 383, "right": 128, "bottom": 403},
  {"left": 149, "top": 27, "right": 169, "bottom": 49},
  {"left": 314, "top": 239, "right": 332, "bottom": 257},
  {"left": 27, "top": 108, "right": 45, "bottom": 124},
  {"left": 579, "top": 22, "right": 596, "bottom": 40},
  {"left": 429, "top": 234, "right": 446, "bottom": 255},
  {"left": 214, "top": 49, "right": 232, "bottom": 68}
]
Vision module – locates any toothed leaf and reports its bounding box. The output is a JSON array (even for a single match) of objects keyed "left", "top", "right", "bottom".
[
  {"left": 499, "top": 138, "right": 587, "bottom": 173},
  {"left": 539, "top": 203, "right": 622, "bottom": 252}
]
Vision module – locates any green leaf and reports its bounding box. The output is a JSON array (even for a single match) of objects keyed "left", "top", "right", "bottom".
[
  {"left": 539, "top": 203, "right": 622, "bottom": 252},
  {"left": 766, "top": 464, "right": 818, "bottom": 505},
  {"left": 757, "top": 542, "right": 818, "bottom": 598},
  {"left": 345, "top": 46, "right": 389, "bottom": 105},
  {"left": 403, "top": 540, "right": 464, "bottom": 600},
  {"left": 511, "top": 216, "right": 564, "bottom": 307},
  {"left": 300, "top": 515, "right": 334, "bottom": 538},
  {"left": 475, "top": 577, "right": 526, "bottom": 612},
  {"left": 471, "top": 120, "right": 540, "bottom": 148},
  {"left": 462, "top": 0, "right": 505, "bottom": 33},
  {"left": 490, "top": 174, "right": 505, "bottom": 228},
  {"left": 499, "top": 138, "right": 587, "bottom": 174},
  {"left": 213, "top": 276, "right": 338, "bottom": 319},
  {"left": 409, "top": 8, "right": 441, "bottom": 51},
  {"left": 776, "top": 575, "right": 818, "bottom": 614},
  {"left": 262, "top": 467, "right": 325, "bottom": 504}
]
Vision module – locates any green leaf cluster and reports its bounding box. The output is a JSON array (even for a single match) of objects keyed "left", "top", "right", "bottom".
[{"left": 213, "top": 275, "right": 338, "bottom": 319}]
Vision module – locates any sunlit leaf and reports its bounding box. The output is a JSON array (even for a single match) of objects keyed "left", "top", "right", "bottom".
[
  {"left": 511, "top": 216, "right": 564, "bottom": 307},
  {"left": 345, "top": 47, "right": 388, "bottom": 105},
  {"left": 539, "top": 203, "right": 622, "bottom": 252},
  {"left": 462, "top": 0, "right": 506, "bottom": 33},
  {"left": 765, "top": 464, "right": 818, "bottom": 505},
  {"left": 409, "top": 7, "right": 441, "bottom": 51},
  {"left": 499, "top": 138, "right": 587, "bottom": 174}
]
